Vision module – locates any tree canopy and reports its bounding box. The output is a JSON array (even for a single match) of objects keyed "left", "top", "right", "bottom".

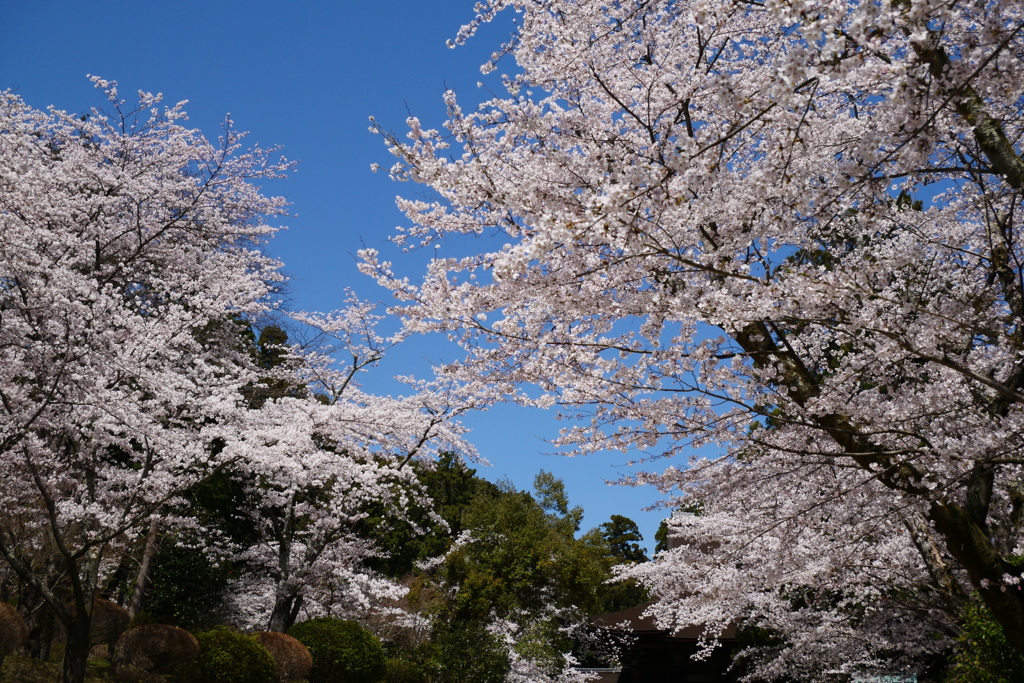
[
  {"left": 0, "top": 83, "right": 476, "bottom": 683},
  {"left": 10, "top": 0, "right": 1024, "bottom": 677},
  {"left": 0, "top": 80, "right": 287, "bottom": 683},
  {"left": 364, "top": 0, "right": 1024, "bottom": 678}
]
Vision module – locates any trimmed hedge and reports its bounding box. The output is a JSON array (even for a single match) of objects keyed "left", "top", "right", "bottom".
[
  {"left": 65, "top": 598, "right": 130, "bottom": 653},
  {"left": 194, "top": 627, "right": 276, "bottom": 683},
  {"left": 113, "top": 623, "right": 200, "bottom": 680},
  {"left": 0, "top": 602, "right": 28, "bottom": 670},
  {"left": 90, "top": 599, "right": 131, "bottom": 650},
  {"left": 289, "top": 617, "right": 386, "bottom": 683},
  {"left": 254, "top": 631, "right": 313, "bottom": 682}
]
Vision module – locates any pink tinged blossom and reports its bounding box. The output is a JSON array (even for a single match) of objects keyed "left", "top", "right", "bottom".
[{"left": 367, "top": 0, "right": 1024, "bottom": 677}]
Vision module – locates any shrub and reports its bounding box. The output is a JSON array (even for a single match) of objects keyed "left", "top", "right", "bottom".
[
  {"left": 419, "top": 622, "right": 509, "bottom": 683},
  {"left": 62, "top": 598, "right": 131, "bottom": 650},
  {"left": 946, "top": 598, "right": 1024, "bottom": 682},
  {"left": 289, "top": 617, "right": 386, "bottom": 683},
  {"left": 194, "top": 626, "right": 276, "bottom": 683},
  {"left": 0, "top": 602, "right": 28, "bottom": 669},
  {"left": 89, "top": 599, "right": 131, "bottom": 651},
  {"left": 113, "top": 623, "right": 200, "bottom": 680},
  {"left": 384, "top": 657, "right": 426, "bottom": 683},
  {"left": 254, "top": 631, "right": 313, "bottom": 682}
]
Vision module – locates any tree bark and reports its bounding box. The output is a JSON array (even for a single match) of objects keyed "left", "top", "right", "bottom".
[
  {"left": 60, "top": 610, "right": 92, "bottom": 683},
  {"left": 732, "top": 319, "right": 1024, "bottom": 651},
  {"left": 37, "top": 608, "right": 55, "bottom": 662},
  {"left": 128, "top": 520, "right": 160, "bottom": 619},
  {"left": 268, "top": 593, "right": 297, "bottom": 633},
  {"left": 930, "top": 501, "right": 1024, "bottom": 652}
]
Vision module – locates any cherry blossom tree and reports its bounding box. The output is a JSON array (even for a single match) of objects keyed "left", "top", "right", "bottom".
[
  {"left": 0, "top": 80, "right": 287, "bottom": 682},
  {"left": 364, "top": 0, "right": 1024, "bottom": 676},
  {"left": 220, "top": 302, "right": 476, "bottom": 632}
]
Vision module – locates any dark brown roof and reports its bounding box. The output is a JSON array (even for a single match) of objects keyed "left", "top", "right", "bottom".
[
  {"left": 591, "top": 603, "right": 738, "bottom": 639},
  {"left": 573, "top": 669, "right": 622, "bottom": 682}
]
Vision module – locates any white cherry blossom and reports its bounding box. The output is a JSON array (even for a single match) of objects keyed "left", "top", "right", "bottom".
[{"left": 366, "top": 0, "right": 1024, "bottom": 677}]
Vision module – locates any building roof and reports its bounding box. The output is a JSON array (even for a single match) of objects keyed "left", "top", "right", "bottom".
[{"left": 591, "top": 602, "right": 738, "bottom": 640}]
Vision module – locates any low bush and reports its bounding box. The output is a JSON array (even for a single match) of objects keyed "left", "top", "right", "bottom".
[
  {"left": 289, "top": 617, "right": 386, "bottom": 683},
  {"left": 113, "top": 623, "right": 200, "bottom": 680},
  {"left": 194, "top": 626, "right": 275, "bottom": 683},
  {"left": 945, "top": 598, "right": 1024, "bottom": 682},
  {"left": 384, "top": 657, "right": 426, "bottom": 683},
  {"left": 0, "top": 602, "right": 28, "bottom": 670},
  {"left": 90, "top": 599, "right": 131, "bottom": 650},
  {"left": 254, "top": 631, "right": 313, "bottom": 682},
  {"left": 64, "top": 598, "right": 130, "bottom": 655}
]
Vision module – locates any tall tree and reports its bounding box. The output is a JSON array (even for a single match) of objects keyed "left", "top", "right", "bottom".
[
  {"left": 220, "top": 303, "right": 476, "bottom": 633},
  {"left": 598, "top": 515, "right": 647, "bottom": 567},
  {"left": 582, "top": 514, "right": 650, "bottom": 614},
  {"left": 365, "top": 0, "right": 1024, "bottom": 677},
  {"left": 0, "top": 80, "right": 288, "bottom": 682},
  {"left": 435, "top": 476, "right": 609, "bottom": 681},
  {"left": 361, "top": 451, "right": 500, "bottom": 579}
]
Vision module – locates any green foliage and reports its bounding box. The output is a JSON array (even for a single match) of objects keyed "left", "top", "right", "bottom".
[
  {"left": 593, "top": 574, "right": 650, "bottom": 615},
  {"left": 142, "top": 540, "right": 234, "bottom": 630},
  {"left": 945, "top": 598, "right": 1024, "bottom": 682},
  {"left": 384, "top": 657, "right": 426, "bottom": 683},
  {"left": 362, "top": 452, "right": 500, "bottom": 578},
  {"left": 288, "top": 617, "right": 386, "bottom": 683},
  {"left": 654, "top": 520, "right": 669, "bottom": 554},
  {"left": 421, "top": 474, "right": 616, "bottom": 677},
  {"left": 141, "top": 540, "right": 232, "bottom": 631},
  {"left": 588, "top": 514, "right": 651, "bottom": 613},
  {"left": 441, "top": 480, "right": 608, "bottom": 622},
  {"left": 423, "top": 454, "right": 502, "bottom": 538},
  {"left": 416, "top": 622, "right": 509, "bottom": 683},
  {"left": 254, "top": 325, "right": 290, "bottom": 370},
  {"left": 599, "top": 514, "right": 648, "bottom": 565},
  {"left": 194, "top": 627, "right": 276, "bottom": 683},
  {"left": 533, "top": 470, "right": 583, "bottom": 531},
  {"left": 242, "top": 325, "right": 306, "bottom": 409},
  {"left": 187, "top": 469, "right": 261, "bottom": 547}
]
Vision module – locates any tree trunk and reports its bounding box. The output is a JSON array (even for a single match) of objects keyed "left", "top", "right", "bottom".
[
  {"left": 37, "top": 608, "right": 55, "bottom": 662},
  {"left": 60, "top": 611, "right": 92, "bottom": 683},
  {"left": 268, "top": 500, "right": 300, "bottom": 633},
  {"left": 57, "top": 548, "right": 102, "bottom": 683},
  {"left": 287, "top": 594, "right": 304, "bottom": 631},
  {"left": 930, "top": 500, "right": 1024, "bottom": 652},
  {"left": 128, "top": 520, "right": 160, "bottom": 619},
  {"left": 268, "top": 592, "right": 296, "bottom": 633}
]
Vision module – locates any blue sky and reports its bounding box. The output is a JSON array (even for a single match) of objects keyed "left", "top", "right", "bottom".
[{"left": 2, "top": 0, "right": 676, "bottom": 551}]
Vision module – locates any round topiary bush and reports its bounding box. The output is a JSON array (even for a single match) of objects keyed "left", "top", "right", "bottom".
[
  {"left": 254, "top": 631, "right": 313, "bottom": 682},
  {"left": 0, "top": 602, "right": 28, "bottom": 669},
  {"left": 194, "top": 626, "right": 276, "bottom": 683},
  {"left": 90, "top": 599, "right": 131, "bottom": 650},
  {"left": 113, "top": 623, "right": 200, "bottom": 680},
  {"left": 288, "top": 617, "right": 386, "bottom": 683}
]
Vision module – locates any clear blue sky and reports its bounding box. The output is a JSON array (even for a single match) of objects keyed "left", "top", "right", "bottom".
[{"left": 2, "top": 0, "right": 676, "bottom": 551}]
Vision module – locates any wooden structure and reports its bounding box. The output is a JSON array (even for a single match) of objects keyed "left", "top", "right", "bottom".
[{"left": 590, "top": 603, "right": 740, "bottom": 683}]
